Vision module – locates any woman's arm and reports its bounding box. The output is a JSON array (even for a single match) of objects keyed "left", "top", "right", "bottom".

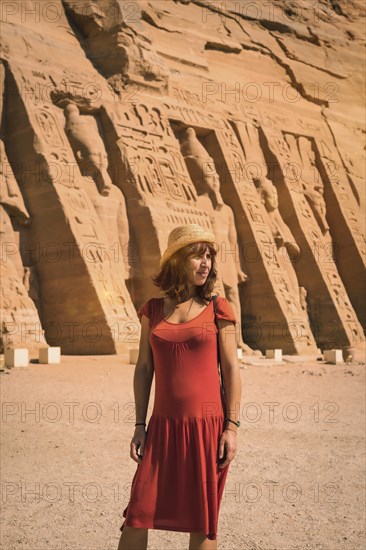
[
  {"left": 216, "top": 317, "right": 242, "bottom": 469},
  {"left": 130, "top": 315, "right": 154, "bottom": 464},
  {"left": 133, "top": 315, "right": 154, "bottom": 425}
]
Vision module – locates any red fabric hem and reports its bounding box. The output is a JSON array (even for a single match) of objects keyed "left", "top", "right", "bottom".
[{"left": 119, "top": 519, "right": 217, "bottom": 540}]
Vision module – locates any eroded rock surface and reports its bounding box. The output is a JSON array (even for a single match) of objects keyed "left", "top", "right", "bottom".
[{"left": 0, "top": 0, "right": 364, "bottom": 355}]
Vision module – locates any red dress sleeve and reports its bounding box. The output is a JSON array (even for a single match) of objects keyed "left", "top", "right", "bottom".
[
  {"left": 137, "top": 298, "right": 153, "bottom": 323},
  {"left": 215, "top": 296, "right": 237, "bottom": 325}
]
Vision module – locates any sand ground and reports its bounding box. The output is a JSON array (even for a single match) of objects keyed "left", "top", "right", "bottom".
[{"left": 0, "top": 354, "right": 365, "bottom": 550}]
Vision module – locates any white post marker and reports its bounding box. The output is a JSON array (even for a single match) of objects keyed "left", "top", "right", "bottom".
[
  {"left": 4, "top": 348, "right": 29, "bottom": 368},
  {"left": 266, "top": 349, "right": 282, "bottom": 361},
  {"left": 39, "top": 347, "right": 61, "bottom": 364},
  {"left": 324, "top": 349, "right": 344, "bottom": 364}
]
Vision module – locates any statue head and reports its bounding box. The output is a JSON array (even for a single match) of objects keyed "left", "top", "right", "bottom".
[{"left": 181, "top": 127, "right": 197, "bottom": 143}]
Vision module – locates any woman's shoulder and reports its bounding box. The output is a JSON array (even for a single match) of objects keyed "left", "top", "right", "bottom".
[
  {"left": 211, "top": 293, "right": 228, "bottom": 305},
  {"left": 137, "top": 295, "right": 162, "bottom": 321},
  {"left": 211, "top": 294, "right": 237, "bottom": 324}
]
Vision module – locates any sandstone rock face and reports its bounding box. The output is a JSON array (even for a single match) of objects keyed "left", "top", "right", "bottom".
[{"left": 0, "top": 0, "right": 364, "bottom": 355}]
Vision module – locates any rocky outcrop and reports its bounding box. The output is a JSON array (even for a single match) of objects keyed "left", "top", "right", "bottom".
[{"left": 0, "top": 0, "right": 364, "bottom": 355}]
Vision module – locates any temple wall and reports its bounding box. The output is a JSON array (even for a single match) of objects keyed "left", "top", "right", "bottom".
[{"left": 0, "top": 0, "right": 364, "bottom": 355}]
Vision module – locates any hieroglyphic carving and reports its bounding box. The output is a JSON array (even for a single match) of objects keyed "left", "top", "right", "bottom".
[
  {"left": 108, "top": 99, "right": 229, "bottom": 300},
  {"left": 253, "top": 175, "right": 301, "bottom": 298},
  {"left": 263, "top": 125, "right": 363, "bottom": 347},
  {"left": 110, "top": 102, "right": 201, "bottom": 204},
  {"left": 316, "top": 138, "right": 365, "bottom": 261},
  {"left": 63, "top": 186, "right": 129, "bottom": 310},
  {"left": 36, "top": 108, "right": 65, "bottom": 148},
  {"left": 2, "top": 1, "right": 364, "bottom": 359},
  {"left": 230, "top": 121, "right": 306, "bottom": 303},
  {"left": 285, "top": 135, "right": 330, "bottom": 235},
  {"left": 0, "top": 60, "right": 47, "bottom": 351},
  {"left": 325, "top": 122, "right": 365, "bottom": 210},
  {"left": 0, "top": 140, "right": 30, "bottom": 225},
  {"left": 163, "top": 96, "right": 225, "bottom": 131},
  {"left": 213, "top": 120, "right": 317, "bottom": 353},
  {"left": 3, "top": 63, "right": 139, "bottom": 353},
  {"left": 0, "top": 202, "right": 47, "bottom": 351}
]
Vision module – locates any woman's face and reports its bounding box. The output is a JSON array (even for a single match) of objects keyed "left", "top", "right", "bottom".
[{"left": 186, "top": 246, "right": 212, "bottom": 286}]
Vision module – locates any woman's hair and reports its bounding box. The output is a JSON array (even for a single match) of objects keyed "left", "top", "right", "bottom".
[{"left": 152, "top": 241, "right": 218, "bottom": 303}]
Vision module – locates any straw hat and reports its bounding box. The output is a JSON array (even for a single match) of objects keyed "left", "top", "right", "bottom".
[{"left": 159, "top": 224, "right": 216, "bottom": 269}]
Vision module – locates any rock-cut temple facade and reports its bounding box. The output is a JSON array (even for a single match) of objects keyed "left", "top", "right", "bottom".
[{"left": 0, "top": 0, "right": 365, "bottom": 358}]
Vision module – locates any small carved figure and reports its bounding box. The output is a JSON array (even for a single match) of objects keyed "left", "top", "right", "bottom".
[
  {"left": 64, "top": 102, "right": 112, "bottom": 196},
  {"left": 298, "top": 136, "right": 330, "bottom": 235},
  {"left": 253, "top": 175, "right": 301, "bottom": 297},
  {"left": 253, "top": 176, "right": 300, "bottom": 259}
]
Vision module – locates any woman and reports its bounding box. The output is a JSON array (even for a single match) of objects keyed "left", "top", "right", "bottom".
[{"left": 117, "top": 223, "right": 242, "bottom": 550}]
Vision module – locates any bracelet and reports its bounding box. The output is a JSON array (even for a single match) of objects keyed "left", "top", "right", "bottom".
[
  {"left": 135, "top": 422, "right": 146, "bottom": 426},
  {"left": 225, "top": 417, "right": 241, "bottom": 428}
]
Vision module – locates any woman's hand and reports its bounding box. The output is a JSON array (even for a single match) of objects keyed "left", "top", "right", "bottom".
[
  {"left": 218, "top": 429, "right": 238, "bottom": 469},
  {"left": 130, "top": 426, "right": 147, "bottom": 464}
]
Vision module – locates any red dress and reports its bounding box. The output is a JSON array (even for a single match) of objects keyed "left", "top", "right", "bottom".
[{"left": 119, "top": 295, "right": 237, "bottom": 540}]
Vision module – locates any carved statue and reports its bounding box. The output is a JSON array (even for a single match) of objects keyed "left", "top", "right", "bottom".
[
  {"left": 253, "top": 175, "right": 301, "bottom": 297},
  {"left": 284, "top": 134, "right": 330, "bottom": 236},
  {"left": 0, "top": 61, "right": 46, "bottom": 350},
  {"left": 117, "top": 29, "right": 168, "bottom": 85},
  {"left": 0, "top": 139, "right": 31, "bottom": 278},
  {"left": 60, "top": 98, "right": 131, "bottom": 279},
  {"left": 63, "top": 102, "right": 112, "bottom": 196},
  {"left": 91, "top": 184, "right": 131, "bottom": 280},
  {"left": 253, "top": 176, "right": 300, "bottom": 255},
  {"left": 61, "top": 2, "right": 169, "bottom": 87},
  {"left": 180, "top": 127, "right": 259, "bottom": 356},
  {"left": 23, "top": 266, "right": 42, "bottom": 319},
  {"left": 298, "top": 136, "right": 330, "bottom": 236},
  {"left": 299, "top": 286, "right": 312, "bottom": 329},
  {"left": 0, "top": 140, "right": 30, "bottom": 227},
  {"left": 0, "top": 156, "right": 47, "bottom": 349}
]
